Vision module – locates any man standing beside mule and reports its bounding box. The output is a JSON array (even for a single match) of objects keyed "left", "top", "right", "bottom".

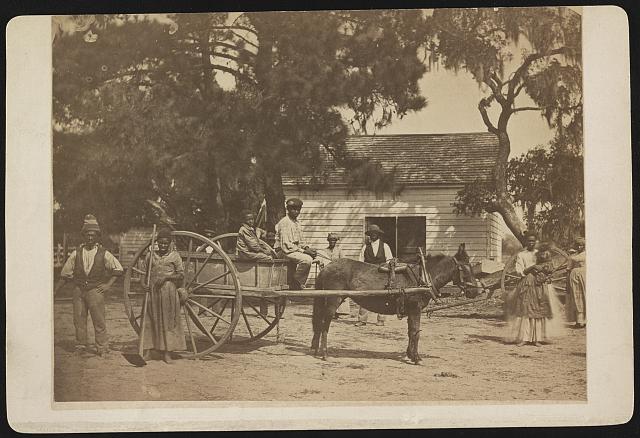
[
  {"left": 54, "top": 214, "right": 123, "bottom": 357},
  {"left": 355, "top": 224, "right": 393, "bottom": 326},
  {"left": 275, "top": 198, "right": 317, "bottom": 289}
]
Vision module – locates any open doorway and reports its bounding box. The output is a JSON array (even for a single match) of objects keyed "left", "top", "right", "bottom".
[{"left": 364, "top": 216, "right": 426, "bottom": 263}]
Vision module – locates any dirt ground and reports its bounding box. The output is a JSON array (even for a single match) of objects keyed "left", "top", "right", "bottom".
[{"left": 54, "top": 289, "right": 586, "bottom": 402}]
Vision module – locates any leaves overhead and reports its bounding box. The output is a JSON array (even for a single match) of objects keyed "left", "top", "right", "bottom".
[
  {"left": 53, "top": 11, "right": 430, "bottom": 234},
  {"left": 432, "top": 7, "right": 583, "bottom": 244}
]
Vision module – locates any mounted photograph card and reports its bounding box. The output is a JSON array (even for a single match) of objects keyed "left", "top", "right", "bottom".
[{"left": 5, "top": 5, "right": 633, "bottom": 432}]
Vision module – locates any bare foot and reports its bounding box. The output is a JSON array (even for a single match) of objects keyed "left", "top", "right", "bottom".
[
  {"left": 516, "top": 341, "right": 526, "bottom": 347},
  {"left": 163, "top": 351, "right": 174, "bottom": 364}
]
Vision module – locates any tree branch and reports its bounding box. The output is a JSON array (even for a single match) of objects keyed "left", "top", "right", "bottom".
[
  {"left": 210, "top": 25, "right": 258, "bottom": 37},
  {"left": 478, "top": 98, "right": 499, "bottom": 135},
  {"left": 198, "top": 63, "right": 257, "bottom": 85},
  {"left": 507, "top": 47, "right": 571, "bottom": 99},
  {"left": 211, "top": 40, "right": 257, "bottom": 57},
  {"left": 512, "top": 106, "right": 543, "bottom": 113},
  {"left": 230, "top": 31, "right": 259, "bottom": 50}
]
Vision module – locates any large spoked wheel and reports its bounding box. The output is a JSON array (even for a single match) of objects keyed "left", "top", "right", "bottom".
[
  {"left": 208, "top": 233, "right": 286, "bottom": 343},
  {"left": 123, "top": 230, "right": 242, "bottom": 358},
  {"left": 500, "top": 245, "right": 571, "bottom": 301}
]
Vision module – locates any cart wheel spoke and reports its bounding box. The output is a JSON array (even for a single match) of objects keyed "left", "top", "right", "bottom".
[
  {"left": 184, "top": 305, "right": 198, "bottom": 356},
  {"left": 188, "top": 298, "right": 232, "bottom": 325},
  {"left": 185, "top": 304, "right": 219, "bottom": 345},
  {"left": 189, "top": 270, "right": 233, "bottom": 294},
  {"left": 244, "top": 299, "right": 274, "bottom": 325},
  {"left": 131, "top": 267, "right": 146, "bottom": 275},
  {"left": 209, "top": 299, "right": 229, "bottom": 334},
  {"left": 240, "top": 307, "right": 254, "bottom": 338}
]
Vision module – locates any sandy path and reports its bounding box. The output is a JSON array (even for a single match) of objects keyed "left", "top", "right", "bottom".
[{"left": 54, "top": 293, "right": 586, "bottom": 402}]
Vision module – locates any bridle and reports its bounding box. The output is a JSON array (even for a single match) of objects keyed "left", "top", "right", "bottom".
[{"left": 451, "top": 257, "right": 488, "bottom": 297}]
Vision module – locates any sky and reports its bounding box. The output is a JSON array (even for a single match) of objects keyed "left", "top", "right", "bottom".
[{"left": 377, "top": 66, "right": 555, "bottom": 158}]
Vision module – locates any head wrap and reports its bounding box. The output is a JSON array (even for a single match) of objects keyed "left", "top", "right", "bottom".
[
  {"left": 365, "top": 224, "right": 384, "bottom": 236},
  {"left": 156, "top": 226, "right": 173, "bottom": 240},
  {"left": 285, "top": 198, "right": 303, "bottom": 209},
  {"left": 81, "top": 214, "right": 101, "bottom": 234},
  {"left": 327, "top": 233, "right": 340, "bottom": 241}
]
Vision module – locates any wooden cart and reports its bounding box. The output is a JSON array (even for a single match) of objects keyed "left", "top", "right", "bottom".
[{"left": 123, "top": 230, "right": 438, "bottom": 359}]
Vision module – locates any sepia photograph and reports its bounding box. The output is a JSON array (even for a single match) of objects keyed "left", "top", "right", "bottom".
[{"left": 5, "top": 3, "right": 633, "bottom": 432}]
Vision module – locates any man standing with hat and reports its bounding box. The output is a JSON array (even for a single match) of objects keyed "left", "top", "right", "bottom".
[
  {"left": 54, "top": 214, "right": 123, "bottom": 357},
  {"left": 275, "top": 198, "right": 316, "bottom": 289},
  {"left": 355, "top": 224, "right": 393, "bottom": 326}
]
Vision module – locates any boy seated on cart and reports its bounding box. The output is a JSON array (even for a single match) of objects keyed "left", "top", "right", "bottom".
[{"left": 236, "top": 211, "right": 274, "bottom": 262}]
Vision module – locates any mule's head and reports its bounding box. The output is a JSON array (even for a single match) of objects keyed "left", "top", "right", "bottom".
[{"left": 452, "top": 243, "right": 482, "bottom": 298}]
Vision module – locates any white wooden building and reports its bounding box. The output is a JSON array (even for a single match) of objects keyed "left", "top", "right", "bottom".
[{"left": 282, "top": 133, "right": 503, "bottom": 284}]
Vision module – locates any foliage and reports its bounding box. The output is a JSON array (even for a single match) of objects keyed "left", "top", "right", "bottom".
[
  {"left": 52, "top": 11, "right": 430, "bottom": 234},
  {"left": 507, "top": 132, "right": 584, "bottom": 247},
  {"left": 431, "top": 7, "right": 583, "bottom": 244}
]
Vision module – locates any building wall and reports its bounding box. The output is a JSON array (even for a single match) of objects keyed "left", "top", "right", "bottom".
[
  {"left": 119, "top": 227, "right": 153, "bottom": 268},
  {"left": 284, "top": 185, "right": 502, "bottom": 284}
]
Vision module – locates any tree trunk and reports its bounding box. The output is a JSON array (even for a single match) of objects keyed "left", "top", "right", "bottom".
[
  {"left": 484, "top": 115, "right": 528, "bottom": 246},
  {"left": 263, "top": 169, "right": 285, "bottom": 232}
]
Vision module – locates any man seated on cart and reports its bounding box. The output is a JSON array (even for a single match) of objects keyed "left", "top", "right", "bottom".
[
  {"left": 236, "top": 210, "right": 274, "bottom": 262},
  {"left": 274, "top": 198, "right": 317, "bottom": 289}
]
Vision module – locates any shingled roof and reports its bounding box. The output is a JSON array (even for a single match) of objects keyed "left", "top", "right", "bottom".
[{"left": 282, "top": 132, "right": 499, "bottom": 186}]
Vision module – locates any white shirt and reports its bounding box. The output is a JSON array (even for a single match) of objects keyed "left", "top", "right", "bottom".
[
  {"left": 515, "top": 249, "right": 537, "bottom": 276},
  {"left": 60, "top": 245, "right": 124, "bottom": 278},
  {"left": 359, "top": 239, "right": 393, "bottom": 263}
]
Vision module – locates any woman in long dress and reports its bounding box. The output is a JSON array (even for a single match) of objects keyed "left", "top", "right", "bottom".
[
  {"left": 142, "top": 227, "right": 187, "bottom": 363},
  {"left": 566, "top": 237, "right": 587, "bottom": 328},
  {"left": 511, "top": 245, "right": 556, "bottom": 346}
]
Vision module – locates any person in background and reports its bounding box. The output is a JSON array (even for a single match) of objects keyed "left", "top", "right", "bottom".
[
  {"left": 315, "top": 233, "right": 351, "bottom": 318},
  {"left": 511, "top": 243, "right": 557, "bottom": 346},
  {"left": 515, "top": 231, "right": 538, "bottom": 276},
  {"left": 196, "top": 229, "right": 217, "bottom": 254},
  {"left": 141, "top": 226, "right": 187, "bottom": 364},
  {"left": 355, "top": 224, "right": 393, "bottom": 327},
  {"left": 54, "top": 214, "right": 123, "bottom": 357},
  {"left": 566, "top": 236, "right": 587, "bottom": 328},
  {"left": 274, "top": 198, "right": 317, "bottom": 289},
  {"left": 263, "top": 230, "right": 277, "bottom": 250},
  {"left": 236, "top": 211, "right": 274, "bottom": 262}
]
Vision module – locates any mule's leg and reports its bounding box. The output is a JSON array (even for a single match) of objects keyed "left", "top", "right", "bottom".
[
  {"left": 406, "top": 300, "right": 422, "bottom": 364},
  {"left": 311, "top": 298, "right": 322, "bottom": 355},
  {"left": 320, "top": 297, "right": 341, "bottom": 360}
]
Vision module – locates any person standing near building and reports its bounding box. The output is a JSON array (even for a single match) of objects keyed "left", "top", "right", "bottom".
[
  {"left": 355, "top": 224, "right": 393, "bottom": 327},
  {"left": 315, "top": 233, "right": 351, "bottom": 318},
  {"left": 566, "top": 236, "right": 587, "bottom": 328},
  {"left": 54, "top": 214, "right": 123, "bottom": 357},
  {"left": 503, "top": 231, "right": 538, "bottom": 321},
  {"left": 511, "top": 243, "right": 556, "bottom": 346},
  {"left": 274, "top": 198, "right": 316, "bottom": 289}
]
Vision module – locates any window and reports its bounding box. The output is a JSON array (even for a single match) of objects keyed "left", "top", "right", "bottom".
[{"left": 364, "top": 216, "right": 426, "bottom": 263}]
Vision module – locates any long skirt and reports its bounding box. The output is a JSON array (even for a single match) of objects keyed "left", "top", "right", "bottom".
[
  {"left": 513, "top": 317, "right": 547, "bottom": 343},
  {"left": 566, "top": 266, "right": 586, "bottom": 324},
  {"left": 143, "top": 280, "right": 187, "bottom": 352}
]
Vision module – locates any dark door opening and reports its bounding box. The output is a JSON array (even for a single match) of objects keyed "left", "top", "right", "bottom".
[{"left": 365, "top": 216, "right": 426, "bottom": 263}]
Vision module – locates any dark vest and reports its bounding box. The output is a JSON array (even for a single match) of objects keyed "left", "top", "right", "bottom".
[
  {"left": 364, "top": 240, "right": 387, "bottom": 264},
  {"left": 73, "top": 245, "right": 108, "bottom": 291}
]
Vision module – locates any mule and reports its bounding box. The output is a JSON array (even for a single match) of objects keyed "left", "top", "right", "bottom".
[{"left": 311, "top": 244, "right": 480, "bottom": 364}]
